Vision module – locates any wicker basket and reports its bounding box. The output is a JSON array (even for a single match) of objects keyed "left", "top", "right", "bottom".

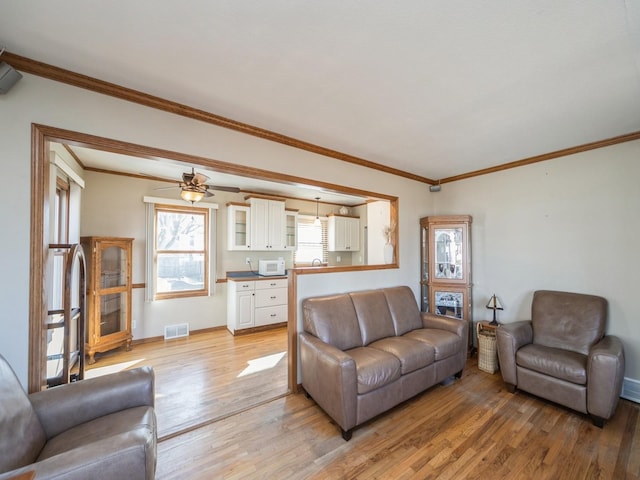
[{"left": 477, "top": 323, "right": 499, "bottom": 374}]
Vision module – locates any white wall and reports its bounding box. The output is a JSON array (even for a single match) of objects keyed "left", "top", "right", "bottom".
[
  {"left": 0, "top": 73, "right": 429, "bottom": 385},
  {"left": 1, "top": 72, "right": 637, "bottom": 388},
  {"left": 431, "top": 140, "right": 640, "bottom": 380}
]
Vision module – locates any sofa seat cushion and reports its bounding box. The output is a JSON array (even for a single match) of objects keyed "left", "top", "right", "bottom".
[
  {"left": 516, "top": 344, "right": 587, "bottom": 385},
  {"left": 346, "top": 347, "right": 402, "bottom": 394},
  {"left": 37, "top": 406, "right": 156, "bottom": 461},
  {"left": 369, "top": 337, "right": 435, "bottom": 375},
  {"left": 403, "top": 328, "right": 462, "bottom": 361}
]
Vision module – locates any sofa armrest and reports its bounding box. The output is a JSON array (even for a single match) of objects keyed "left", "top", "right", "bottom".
[
  {"left": 421, "top": 313, "right": 467, "bottom": 338},
  {"left": 587, "top": 335, "right": 625, "bottom": 420},
  {"left": 29, "top": 366, "right": 155, "bottom": 439},
  {"left": 0, "top": 428, "right": 156, "bottom": 480},
  {"left": 496, "top": 321, "right": 532, "bottom": 387},
  {"left": 299, "top": 332, "right": 357, "bottom": 432}
]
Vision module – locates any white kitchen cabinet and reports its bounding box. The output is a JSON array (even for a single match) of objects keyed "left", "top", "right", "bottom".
[
  {"left": 227, "top": 277, "right": 288, "bottom": 334},
  {"left": 227, "top": 280, "right": 255, "bottom": 334},
  {"left": 328, "top": 214, "right": 360, "bottom": 251},
  {"left": 284, "top": 209, "right": 298, "bottom": 250},
  {"left": 249, "top": 197, "right": 286, "bottom": 250},
  {"left": 254, "top": 279, "right": 288, "bottom": 327},
  {"left": 227, "top": 203, "right": 251, "bottom": 250}
]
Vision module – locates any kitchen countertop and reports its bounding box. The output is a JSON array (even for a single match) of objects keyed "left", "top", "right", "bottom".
[{"left": 226, "top": 271, "right": 288, "bottom": 281}]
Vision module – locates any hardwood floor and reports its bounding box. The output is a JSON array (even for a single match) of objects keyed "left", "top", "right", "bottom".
[
  {"left": 156, "top": 357, "right": 640, "bottom": 480},
  {"left": 85, "top": 326, "right": 288, "bottom": 438}
]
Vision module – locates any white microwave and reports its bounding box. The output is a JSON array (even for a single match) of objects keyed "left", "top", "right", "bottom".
[{"left": 258, "top": 258, "right": 285, "bottom": 276}]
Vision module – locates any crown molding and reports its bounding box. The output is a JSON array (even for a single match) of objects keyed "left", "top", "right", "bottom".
[
  {"left": 5, "top": 51, "right": 639, "bottom": 187},
  {"left": 440, "top": 130, "right": 640, "bottom": 184},
  {"left": 3, "top": 51, "right": 435, "bottom": 185}
]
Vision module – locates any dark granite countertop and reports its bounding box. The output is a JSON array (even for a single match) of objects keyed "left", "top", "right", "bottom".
[{"left": 226, "top": 271, "right": 288, "bottom": 281}]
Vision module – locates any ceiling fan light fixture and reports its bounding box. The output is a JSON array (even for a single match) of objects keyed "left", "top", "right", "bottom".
[{"left": 181, "top": 188, "right": 205, "bottom": 203}]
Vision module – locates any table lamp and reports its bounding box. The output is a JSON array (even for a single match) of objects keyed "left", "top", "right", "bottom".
[{"left": 486, "top": 294, "right": 503, "bottom": 326}]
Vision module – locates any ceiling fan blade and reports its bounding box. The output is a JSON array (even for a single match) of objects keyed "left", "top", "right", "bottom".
[
  {"left": 182, "top": 171, "right": 195, "bottom": 184},
  {"left": 154, "top": 185, "right": 180, "bottom": 191},
  {"left": 204, "top": 190, "right": 214, "bottom": 197},
  {"left": 209, "top": 185, "right": 241, "bottom": 193},
  {"left": 193, "top": 171, "right": 209, "bottom": 185}
]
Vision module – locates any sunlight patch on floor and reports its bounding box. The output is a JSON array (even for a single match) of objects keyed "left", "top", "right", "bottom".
[
  {"left": 238, "top": 351, "right": 286, "bottom": 378},
  {"left": 85, "top": 358, "right": 146, "bottom": 378}
]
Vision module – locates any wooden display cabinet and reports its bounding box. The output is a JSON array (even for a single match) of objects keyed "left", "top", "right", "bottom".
[
  {"left": 420, "top": 215, "right": 473, "bottom": 351},
  {"left": 81, "top": 236, "right": 133, "bottom": 364}
]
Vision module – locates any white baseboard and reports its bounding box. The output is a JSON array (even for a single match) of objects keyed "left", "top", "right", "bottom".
[{"left": 621, "top": 377, "right": 640, "bottom": 404}]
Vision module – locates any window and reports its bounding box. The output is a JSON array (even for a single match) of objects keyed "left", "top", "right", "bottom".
[
  {"left": 294, "top": 215, "right": 328, "bottom": 265},
  {"left": 154, "top": 205, "right": 209, "bottom": 299}
]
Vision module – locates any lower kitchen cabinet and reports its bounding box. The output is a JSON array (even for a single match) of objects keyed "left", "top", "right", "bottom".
[{"left": 227, "top": 277, "right": 288, "bottom": 334}]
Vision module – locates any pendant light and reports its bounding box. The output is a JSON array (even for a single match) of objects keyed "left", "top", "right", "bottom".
[{"left": 314, "top": 197, "right": 321, "bottom": 226}]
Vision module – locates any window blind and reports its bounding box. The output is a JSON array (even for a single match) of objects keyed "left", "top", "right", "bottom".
[{"left": 295, "top": 215, "right": 328, "bottom": 265}]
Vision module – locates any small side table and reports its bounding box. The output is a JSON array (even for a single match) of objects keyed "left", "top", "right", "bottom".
[{"left": 477, "top": 321, "right": 499, "bottom": 374}]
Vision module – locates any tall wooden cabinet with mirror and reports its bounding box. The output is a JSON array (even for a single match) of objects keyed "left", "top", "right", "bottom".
[
  {"left": 81, "top": 236, "right": 133, "bottom": 364},
  {"left": 420, "top": 215, "right": 473, "bottom": 352}
]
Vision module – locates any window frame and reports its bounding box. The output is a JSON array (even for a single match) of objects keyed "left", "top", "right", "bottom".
[
  {"left": 153, "top": 204, "right": 210, "bottom": 300},
  {"left": 294, "top": 214, "right": 328, "bottom": 266}
]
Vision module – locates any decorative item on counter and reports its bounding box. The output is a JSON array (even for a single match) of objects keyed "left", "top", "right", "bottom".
[{"left": 339, "top": 206, "right": 349, "bottom": 215}]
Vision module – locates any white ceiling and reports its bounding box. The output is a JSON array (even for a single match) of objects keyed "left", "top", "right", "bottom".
[
  {"left": 2, "top": 1, "right": 640, "bottom": 182},
  {"left": 68, "top": 144, "right": 369, "bottom": 205}
]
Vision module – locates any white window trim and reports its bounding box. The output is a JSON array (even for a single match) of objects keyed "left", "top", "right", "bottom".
[{"left": 143, "top": 196, "right": 218, "bottom": 302}]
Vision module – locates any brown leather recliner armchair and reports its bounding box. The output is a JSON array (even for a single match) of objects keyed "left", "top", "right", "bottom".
[
  {"left": 0, "top": 354, "right": 157, "bottom": 479},
  {"left": 496, "top": 290, "right": 625, "bottom": 427}
]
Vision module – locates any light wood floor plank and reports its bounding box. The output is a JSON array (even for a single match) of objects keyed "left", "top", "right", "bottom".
[
  {"left": 156, "top": 354, "right": 640, "bottom": 479},
  {"left": 85, "top": 326, "right": 288, "bottom": 438}
]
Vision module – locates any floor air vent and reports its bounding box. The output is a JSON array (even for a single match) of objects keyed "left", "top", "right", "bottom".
[{"left": 164, "top": 323, "right": 189, "bottom": 340}]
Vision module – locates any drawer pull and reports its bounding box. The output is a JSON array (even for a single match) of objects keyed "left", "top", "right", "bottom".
[
  {"left": 270, "top": 314, "right": 277, "bottom": 317},
  {"left": 270, "top": 296, "right": 277, "bottom": 299}
]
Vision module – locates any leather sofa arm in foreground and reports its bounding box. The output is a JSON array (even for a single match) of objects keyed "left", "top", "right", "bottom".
[
  {"left": 0, "top": 354, "right": 157, "bottom": 480},
  {"left": 29, "top": 367, "right": 155, "bottom": 439}
]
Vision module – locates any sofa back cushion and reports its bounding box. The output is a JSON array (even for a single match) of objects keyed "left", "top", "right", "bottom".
[
  {"left": 0, "top": 355, "right": 46, "bottom": 473},
  {"left": 349, "top": 290, "right": 396, "bottom": 345},
  {"left": 383, "top": 286, "right": 423, "bottom": 335},
  {"left": 303, "top": 294, "right": 363, "bottom": 351},
  {"left": 532, "top": 290, "right": 606, "bottom": 355}
]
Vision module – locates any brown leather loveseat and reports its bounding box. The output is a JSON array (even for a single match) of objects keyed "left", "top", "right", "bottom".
[
  {"left": 496, "top": 290, "right": 625, "bottom": 427},
  {"left": 300, "top": 286, "right": 468, "bottom": 440}
]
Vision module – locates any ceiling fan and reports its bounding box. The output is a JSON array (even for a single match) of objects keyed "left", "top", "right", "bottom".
[{"left": 156, "top": 168, "right": 240, "bottom": 203}]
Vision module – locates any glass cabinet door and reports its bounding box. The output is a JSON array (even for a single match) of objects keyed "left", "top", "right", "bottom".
[
  {"left": 227, "top": 204, "right": 251, "bottom": 250},
  {"left": 420, "top": 220, "right": 429, "bottom": 312},
  {"left": 96, "top": 242, "right": 130, "bottom": 339},
  {"left": 431, "top": 224, "right": 468, "bottom": 284},
  {"left": 100, "top": 245, "right": 127, "bottom": 288},
  {"left": 99, "top": 292, "right": 128, "bottom": 337},
  {"left": 285, "top": 210, "right": 298, "bottom": 250}
]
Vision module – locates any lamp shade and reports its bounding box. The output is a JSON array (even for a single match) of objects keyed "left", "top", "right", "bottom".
[
  {"left": 486, "top": 294, "right": 503, "bottom": 310},
  {"left": 181, "top": 189, "right": 205, "bottom": 203}
]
